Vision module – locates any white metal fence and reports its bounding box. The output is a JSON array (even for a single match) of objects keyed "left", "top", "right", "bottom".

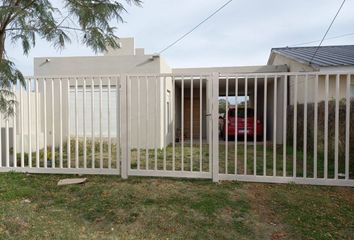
[
  {"left": 0, "top": 76, "right": 121, "bottom": 175},
  {"left": 215, "top": 73, "right": 353, "bottom": 186},
  {"left": 0, "top": 72, "right": 353, "bottom": 186}
]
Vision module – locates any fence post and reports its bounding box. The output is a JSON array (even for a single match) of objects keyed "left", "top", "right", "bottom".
[
  {"left": 120, "top": 74, "right": 129, "bottom": 179},
  {"left": 212, "top": 73, "right": 219, "bottom": 182}
]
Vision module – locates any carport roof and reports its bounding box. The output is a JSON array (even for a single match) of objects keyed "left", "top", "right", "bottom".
[
  {"left": 269, "top": 45, "right": 354, "bottom": 67},
  {"left": 172, "top": 65, "right": 288, "bottom": 74}
]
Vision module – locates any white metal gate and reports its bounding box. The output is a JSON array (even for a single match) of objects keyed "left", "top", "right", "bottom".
[{"left": 123, "top": 74, "right": 214, "bottom": 179}]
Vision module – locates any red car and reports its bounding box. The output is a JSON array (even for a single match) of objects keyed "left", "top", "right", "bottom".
[{"left": 221, "top": 107, "right": 263, "bottom": 141}]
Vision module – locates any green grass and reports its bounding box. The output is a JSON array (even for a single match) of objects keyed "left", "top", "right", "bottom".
[
  {"left": 14, "top": 139, "right": 119, "bottom": 169},
  {"left": 130, "top": 141, "right": 349, "bottom": 179},
  {"left": 0, "top": 173, "right": 353, "bottom": 239},
  {"left": 267, "top": 184, "right": 354, "bottom": 239},
  {"left": 13, "top": 137, "right": 352, "bottom": 180}
]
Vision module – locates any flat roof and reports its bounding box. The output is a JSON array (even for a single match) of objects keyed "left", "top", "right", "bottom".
[{"left": 172, "top": 65, "right": 288, "bottom": 74}]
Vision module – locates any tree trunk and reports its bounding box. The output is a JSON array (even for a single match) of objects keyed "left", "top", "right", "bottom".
[{"left": 0, "top": 31, "right": 5, "bottom": 62}]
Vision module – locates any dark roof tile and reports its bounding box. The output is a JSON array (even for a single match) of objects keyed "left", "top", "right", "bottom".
[{"left": 271, "top": 45, "right": 354, "bottom": 67}]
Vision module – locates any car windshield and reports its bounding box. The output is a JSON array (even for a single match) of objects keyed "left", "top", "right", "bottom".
[{"left": 228, "top": 108, "right": 254, "bottom": 118}]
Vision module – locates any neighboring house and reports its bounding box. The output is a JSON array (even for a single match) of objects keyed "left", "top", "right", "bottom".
[{"left": 268, "top": 45, "right": 354, "bottom": 104}]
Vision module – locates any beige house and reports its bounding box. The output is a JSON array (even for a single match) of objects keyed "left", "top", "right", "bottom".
[
  {"left": 33, "top": 38, "right": 172, "bottom": 149},
  {"left": 32, "top": 41, "right": 354, "bottom": 147},
  {"left": 33, "top": 38, "right": 290, "bottom": 148}
]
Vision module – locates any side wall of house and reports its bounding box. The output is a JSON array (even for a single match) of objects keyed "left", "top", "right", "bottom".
[
  {"left": 271, "top": 53, "right": 353, "bottom": 104},
  {"left": 34, "top": 55, "right": 170, "bottom": 149},
  {"left": 1, "top": 91, "right": 45, "bottom": 161},
  {"left": 269, "top": 53, "right": 354, "bottom": 144}
]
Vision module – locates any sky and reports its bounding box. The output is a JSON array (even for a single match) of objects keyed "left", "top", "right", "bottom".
[{"left": 6, "top": 0, "right": 354, "bottom": 76}]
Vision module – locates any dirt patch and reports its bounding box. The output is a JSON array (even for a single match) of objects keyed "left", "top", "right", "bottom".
[
  {"left": 271, "top": 231, "right": 288, "bottom": 240},
  {"left": 1, "top": 216, "right": 30, "bottom": 235},
  {"left": 243, "top": 184, "right": 289, "bottom": 240}
]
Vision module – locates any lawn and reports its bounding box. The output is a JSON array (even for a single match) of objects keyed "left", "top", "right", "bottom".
[
  {"left": 14, "top": 138, "right": 352, "bottom": 180},
  {"left": 130, "top": 142, "right": 349, "bottom": 179},
  {"left": 0, "top": 173, "right": 353, "bottom": 240}
]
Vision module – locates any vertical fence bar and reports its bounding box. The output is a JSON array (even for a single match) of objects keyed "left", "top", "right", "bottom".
[
  {"left": 173, "top": 76, "right": 176, "bottom": 171},
  {"left": 154, "top": 76, "right": 158, "bottom": 170},
  {"left": 128, "top": 76, "right": 132, "bottom": 171},
  {"left": 35, "top": 79, "right": 39, "bottom": 167},
  {"left": 263, "top": 76, "right": 267, "bottom": 176},
  {"left": 5, "top": 113, "right": 9, "bottom": 167},
  {"left": 137, "top": 77, "right": 140, "bottom": 170},
  {"left": 303, "top": 74, "right": 308, "bottom": 178},
  {"left": 212, "top": 72, "right": 220, "bottom": 181},
  {"left": 293, "top": 75, "right": 298, "bottom": 177},
  {"left": 273, "top": 75, "right": 277, "bottom": 176},
  {"left": 345, "top": 74, "right": 350, "bottom": 180},
  {"left": 59, "top": 78, "right": 63, "bottom": 168},
  {"left": 108, "top": 78, "right": 111, "bottom": 169},
  {"left": 91, "top": 78, "right": 96, "bottom": 168},
  {"left": 208, "top": 76, "right": 212, "bottom": 175},
  {"left": 199, "top": 76, "right": 202, "bottom": 172},
  {"left": 83, "top": 78, "right": 87, "bottom": 168},
  {"left": 116, "top": 77, "right": 120, "bottom": 171},
  {"left": 28, "top": 79, "right": 32, "bottom": 167},
  {"left": 75, "top": 78, "right": 79, "bottom": 168},
  {"left": 225, "top": 77, "right": 229, "bottom": 174},
  {"left": 67, "top": 78, "right": 71, "bottom": 168},
  {"left": 12, "top": 84, "right": 17, "bottom": 168},
  {"left": 190, "top": 77, "right": 193, "bottom": 172},
  {"left": 20, "top": 84, "right": 24, "bottom": 167},
  {"left": 181, "top": 77, "right": 184, "bottom": 171},
  {"left": 51, "top": 78, "right": 54, "bottom": 168},
  {"left": 253, "top": 77, "right": 257, "bottom": 175},
  {"left": 235, "top": 76, "right": 238, "bottom": 174},
  {"left": 163, "top": 76, "right": 167, "bottom": 171},
  {"left": 282, "top": 75, "right": 287, "bottom": 177},
  {"left": 99, "top": 78, "right": 103, "bottom": 169},
  {"left": 334, "top": 74, "right": 339, "bottom": 179},
  {"left": 324, "top": 74, "right": 329, "bottom": 179},
  {"left": 145, "top": 76, "right": 149, "bottom": 170},
  {"left": 314, "top": 74, "right": 319, "bottom": 178},
  {"left": 244, "top": 77, "right": 248, "bottom": 175},
  {"left": 119, "top": 75, "right": 127, "bottom": 177},
  {"left": 43, "top": 79, "right": 47, "bottom": 168},
  {"left": 91, "top": 78, "right": 95, "bottom": 169}
]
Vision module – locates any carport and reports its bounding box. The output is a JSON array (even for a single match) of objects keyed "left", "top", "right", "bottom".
[{"left": 172, "top": 65, "right": 288, "bottom": 143}]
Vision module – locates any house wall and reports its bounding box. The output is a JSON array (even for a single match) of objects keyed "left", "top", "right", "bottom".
[
  {"left": 34, "top": 51, "right": 171, "bottom": 149},
  {"left": 0, "top": 91, "right": 45, "bottom": 160},
  {"left": 268, "top": 53, "right": 354, "bottom": 144},
  {"left": 104, "top": 37, "right": 135, "bottom": 56},
  {"left": 270, "top": 53, "right": 354, "bottom": 104},
  {"left": 265, "top": 77, "right": 287, "bottom": 144},
  {"left": 160, "top": 58, "right": 173, "bottom": 147}
]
